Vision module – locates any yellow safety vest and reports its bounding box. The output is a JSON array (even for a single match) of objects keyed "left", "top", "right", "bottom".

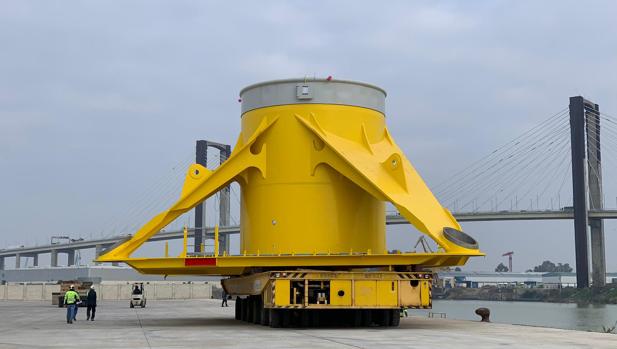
[{"left": 64, "top": 290, "right": 80, "bottom": 304}]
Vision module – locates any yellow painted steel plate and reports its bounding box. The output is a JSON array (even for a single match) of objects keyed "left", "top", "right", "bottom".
[{"left": 118, "top": 252, "right": 482, "bottom": 276}]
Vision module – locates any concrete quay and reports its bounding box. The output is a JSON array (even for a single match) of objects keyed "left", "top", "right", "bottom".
[
  {"left": 0, "top": 299, "right": 614, "bottom": 348},
  {"left": 0, "top": 282, "right": 215, "bottom": 301}
]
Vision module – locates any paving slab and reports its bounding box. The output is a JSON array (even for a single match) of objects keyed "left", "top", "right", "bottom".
[{"left": 0, "top": 299, "right": 614, "bottom": 348}]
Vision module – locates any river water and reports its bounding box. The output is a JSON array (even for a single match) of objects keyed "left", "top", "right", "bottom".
[{"left": 412, "top": 300, "right": 617, "bottom": 332}]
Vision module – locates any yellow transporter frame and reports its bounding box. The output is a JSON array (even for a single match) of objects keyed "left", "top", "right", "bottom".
[{"left": 223, "top": 270, "right": 432, "bottom": 310}]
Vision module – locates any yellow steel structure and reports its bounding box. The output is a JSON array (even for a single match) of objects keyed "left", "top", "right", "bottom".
[
  {"left": 224, "top": 270, "right": 433, "bottom": 309},
  {"left": 97, "top": 78, "right": 482, "bottom": 274}
]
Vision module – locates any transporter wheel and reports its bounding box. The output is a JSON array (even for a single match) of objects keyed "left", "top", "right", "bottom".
[
  {"left": 361, "top": 310, "right": 372, "bottom": 326},
  {"left": 130, "top": 302, "right": 134, "bottom": 308},
  {"left": 376, "top": 309, "right": 391, "bottom": 327},
  {"left": 235, "top": 298, "right": 242, "bottom": 320},
  {"left": 252, "top": 297, "right": 262, "bottom": 324},
  {"left": 352, "top": 310, "right": 362, "bottom": 327},
  {"left": 246, "top": 297, "right": 253, "bottom": 322},
  {"left": 261, "top": 308, "right": 270, "bottom": 326},
  {"left": 300, "top": 310, "right": 310, "bottom": 327},
  {"left": 310, "top": 310, "right": 320, "bottom": 327},
  {"left": 241, "top": 298, "right": 249, "bottom": 322},
  {"left": 390, "top": 309, "right": 400, "bottom": 327},
  {"left": 270, "top": 309, "right": 281, "bottom": 328},
  {"left": 281, "top": 309, "right": 291, "bottom": 328},
  {"left": 237, "top": 298, "right": 243, "bottom": 320}
]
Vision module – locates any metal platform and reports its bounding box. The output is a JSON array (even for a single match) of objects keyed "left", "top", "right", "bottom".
[{"left": 116, "top": 252, "right": 479, "bottom": 276}]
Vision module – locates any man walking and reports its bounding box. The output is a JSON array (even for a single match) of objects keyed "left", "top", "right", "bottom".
[
  {"left": 64, "top": 285, "right": 80, "bottom": 324},
  {"left": 86, "top": 285, "right": 97, "bottom": 321},
  {"left": 221, "top": 288, "right": 228, "bottom": 307}
]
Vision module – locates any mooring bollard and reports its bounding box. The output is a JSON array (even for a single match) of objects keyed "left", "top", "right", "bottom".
[{"left": 475, "top": 307, "right": 490, "bottom": 322}]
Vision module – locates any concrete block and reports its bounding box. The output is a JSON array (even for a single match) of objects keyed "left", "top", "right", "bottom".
[
  {"left": 190, "top": 284, "right": 213, "bottom": 299},
  {"left": 174, "top": 284, "right": 190, "bottom": 299},
  {"left": 7, "top": 285, "right": 24, "bottom": 300},
  {"left": 118, "top": 284, "right": 132, "bottom": 300},
  {"left": 24, "top": 285, "right": 43, "bottom": 300},
  {"left": 100, "top": 284, "right": 120, "bottom": 300},
  {"left": 43, "top": 285, "right": 60, "bottom": 301},
  {"left": 154, "top": 284, "right": 172, "bottom": 299},
  {"left": 143, "top": 284, "right": 154, "bottom": 298}
]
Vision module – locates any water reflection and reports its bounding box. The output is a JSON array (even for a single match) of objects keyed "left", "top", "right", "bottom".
[{"left": 414, "top": 300, "right": 617, "bottom": 332}]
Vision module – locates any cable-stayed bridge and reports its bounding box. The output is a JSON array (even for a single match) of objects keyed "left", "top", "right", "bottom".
[{"left": 2, "top": 96, "right": 616, "bottom": 288}]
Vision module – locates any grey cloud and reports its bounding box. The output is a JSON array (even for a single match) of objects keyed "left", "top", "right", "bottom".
[{"left": 1, "top": 0, "right": 617, "bottom": 272}]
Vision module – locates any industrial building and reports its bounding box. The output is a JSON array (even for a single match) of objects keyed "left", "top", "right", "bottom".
[
  {"left": 438, "top": 271, "right": 544, "bottom": 288},
  {"left": 438, "top": 271, "right": 617, "bottom": 288},
  {"left": 540, "top": 272, "right": 617, "bottom": 288}
]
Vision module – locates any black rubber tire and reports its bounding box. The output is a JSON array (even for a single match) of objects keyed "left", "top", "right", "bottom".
[
  {"left": 377, "top": 309, "right": 391, "bottom": 327},
  {"left": 390, "top": 309, "right": 400, "bottom": 327},
  {"left": 300, "top": 310, "right": 310, "bottom": 327},
  {"left": 281, "top": 309, "right": 291, "bottom": 328},
  {"left": 261, "top": 308, "right": 270, "bottom": 326},
  {"left": 361, "top": 309, "right": 372, "bottom": 326},
  {"left": 352, "top": 310, "right": 362, "bottom": 327},
  {"left": 130, "top": 303, "right": 134, "bottom": 308},
  {"left": 270, "top": 309, "right": 281, "bottom": 328},
  {"left": 241, "top": 298, "right": 249, "bottom": 322},
  {"left": 235, "top": 298, "right": 242, "bottom": 320},
  {"left": 252, "top": 297, "right": 262, "bottom": 324},
  {"left": 310, "top": 309, "right": 320, "bottom": 327},
  {"left": 246, "top": 297, "right": 253, "bottom": 322}
]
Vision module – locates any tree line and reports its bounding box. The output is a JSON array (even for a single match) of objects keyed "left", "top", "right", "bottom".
[{"left": 494, "top": 260, "right": 573, "bottom": 273}]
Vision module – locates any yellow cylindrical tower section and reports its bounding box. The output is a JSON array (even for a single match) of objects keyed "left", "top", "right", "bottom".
[{"left": 238, "top": 79, "right": 388, "bottom": 255}]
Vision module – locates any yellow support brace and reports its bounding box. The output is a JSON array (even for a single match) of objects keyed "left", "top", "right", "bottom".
[
  {"left": 96, "top": 117, "right": 275, "bottom": 262},
  {"left": 180, "top": 226, "right": 188, "bottom": 258},
  {"left": 214, "top": 225, "right": 219, "bottom": 258}
]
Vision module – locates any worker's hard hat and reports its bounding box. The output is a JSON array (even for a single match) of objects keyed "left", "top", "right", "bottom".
[
  {"left": 70, "top": 284, "right": 75, "bottom": 289},
  {"left": 90, "top": 285, "right": 95, "bottom": 289}
]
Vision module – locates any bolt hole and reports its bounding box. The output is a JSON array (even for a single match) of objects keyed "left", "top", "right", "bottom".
[
  {"left": 194, "top": 169, "right": 200, "bottom": 175},
  {"left": 391, "top": 159, "right": 398, "bottom": 168},
  {"left": 313, "top": 139, "right": 325, "bottom": 151},
  {"left": 337, "top": 290, "right": 345, "bottom": 297},
  {"left": 250, "top": 142, "right": 262, "bottom": 155}
]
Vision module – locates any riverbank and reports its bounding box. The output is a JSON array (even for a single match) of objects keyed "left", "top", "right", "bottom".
[{"left": 439, "top": 285, "right": 617, "bottom": 304}]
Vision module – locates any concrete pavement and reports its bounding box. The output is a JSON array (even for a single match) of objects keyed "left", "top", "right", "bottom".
[{"left": 0, "top": 299, "right": 614, "bottom": 348}]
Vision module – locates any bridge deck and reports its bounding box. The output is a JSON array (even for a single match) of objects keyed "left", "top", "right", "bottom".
[{"left": 2, "top": 210, "right": 617, "bottom": 259}]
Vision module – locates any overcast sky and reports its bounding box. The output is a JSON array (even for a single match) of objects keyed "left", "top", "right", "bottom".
[{"left": 2, "top": 1, "right": 617, "bottom": 272}]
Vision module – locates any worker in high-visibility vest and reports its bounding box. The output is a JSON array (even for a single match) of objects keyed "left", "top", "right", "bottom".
[{"left": 64, "top": 285, "right": 81, "bottom": 324}]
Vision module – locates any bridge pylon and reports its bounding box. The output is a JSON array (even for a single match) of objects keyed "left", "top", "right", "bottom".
[
  {"left": 569, "top": 96, "right": 605, "bottom": 288},
  {"left": 194, "top": 140, "right": 232, "bottom": 255}
]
